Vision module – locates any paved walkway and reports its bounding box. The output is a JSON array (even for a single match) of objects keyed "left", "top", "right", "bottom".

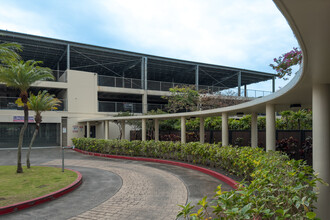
[{"left": 1, "top": 148, "right": 233, "bottom": 219}]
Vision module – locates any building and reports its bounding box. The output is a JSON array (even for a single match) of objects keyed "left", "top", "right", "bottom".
[{"left": 0, "top": 30, "right": 275, "bottom": 148}]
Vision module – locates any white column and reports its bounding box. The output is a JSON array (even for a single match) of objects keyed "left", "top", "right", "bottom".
[
  {"left": 121, "top": 121, "right": 125, "bottom": 140},
  {"left": 86, "top": 121, "right": 90, "bottom": 138},
  {"left": 104, "top": 120, "right": 109, "bottom": 139},
  {"left": 142, "top": 91, "right": 148, "bottom": 114},
  {"left": 266, "top": 103, "right": 275, "bottom": 151},
  {"left": 251, "top": 112, "right": 258, "bottom": 148},
  {"left": 142, "top": 118, "right": 147, "bottom": 141},
  {"left": 313, "top": 83, "right": 330, "bottom": 219},
  {"left": 154, "top": 119, "right": 159, "bottom": 141},
  {"left": 181, "top": 116, "right": 186, "bottom": 144},
  {"left": 200, "top": 117, "right": 205, "bottom": 144},
  {"left": 222, "top": 113, "right": 229, "bottom": 146}
]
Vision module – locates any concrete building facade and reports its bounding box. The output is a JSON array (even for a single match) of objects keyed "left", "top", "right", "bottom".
[
  {"left": 0, "top": 30, "right": 275, "bottom": 148},
  {"left": 78, "top": 0, "right": 330, "bottom": 217}
]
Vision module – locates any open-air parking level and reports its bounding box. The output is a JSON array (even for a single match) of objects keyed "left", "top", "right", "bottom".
[
  {"left": 78, "top": 0, "right": 330, "bottom": 218},
  {"left": 1, "top": 0, "right": 330, "bottom": 219}
]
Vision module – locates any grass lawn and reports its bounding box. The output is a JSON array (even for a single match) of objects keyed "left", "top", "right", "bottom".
[{"left": 0, "top": 166, "right": 77, "bottom": 207}]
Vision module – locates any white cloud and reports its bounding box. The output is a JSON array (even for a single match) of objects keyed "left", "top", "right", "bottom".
[
  {"left": 0, "top": 4, "right": 56, "bottom": 38},
  {"left": 97, "top": 0, "right": 298, "bottom": 72},
  {"left": 0, "top": 0, "right": 299, "bottom": 90}
]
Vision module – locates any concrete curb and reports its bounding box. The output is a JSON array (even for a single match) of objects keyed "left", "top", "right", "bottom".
[
  {"left": 74, "top": 148, "right": 239, "bottom": 189},
  {"left": 0, "top": 168, "right": 83, "bottom": 215}
]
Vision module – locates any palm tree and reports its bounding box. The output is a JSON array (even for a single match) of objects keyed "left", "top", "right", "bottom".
[
  {"left": 26, "top": 91, "right": 61, "bottom": 168},
  {"left": 291, "top": 110, "right": 309, "bottom": 130},
  {"left": 0, "top": 42, "right": 22, "bottom": 64},
  {"left": 280, "top": 110, "right": 292, "bottom": 130},
  {"left": 0, "top": 60, "right": 54, "bottom": 173}
]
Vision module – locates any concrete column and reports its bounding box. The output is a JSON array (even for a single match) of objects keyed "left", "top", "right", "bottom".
[
  {"left": 251, "top": 112, "right": 258, "bottom": 148},
  {"left": 121, "top": 121, "right": 125, "bottom": 140},
  {"left": 199, "top": 117, "right": 205, "bottom": 144},
  {"left": 181, "top": 116, "right": 186, "bottom": 144},
  {"left": 86, "top": 121, "right": 90, "bottom": 138},
  {"left": 222, "top": 113, "right": 229, "bottom": 146},
  {"left": 313, "top": 83, "right": 330, "bottom": 219},
  {"left": 266, "top": 103, "right": 276, "bottom": 151},
  {"left": 238, "top": 71, "right": 242, "bottom": 96},
  {"left": 142, "top": 91, "right": 148, "bottom": 114},
  {"left": 154, "top": 119, "right": 159, "bottom": 141},
  {"left": 142, "top": 118, "right": 147, "bottom": 141},
  {"left": 104, "top": 120, "right": 109, "bottom": 139}
]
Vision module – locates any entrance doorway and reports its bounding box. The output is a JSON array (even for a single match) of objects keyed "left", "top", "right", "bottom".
[{"left": 84, "top": 125, "right": 96, "bottom": 138}]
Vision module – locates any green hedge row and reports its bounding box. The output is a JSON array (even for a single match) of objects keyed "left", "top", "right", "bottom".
[{"left": 72, "top": 138, "right": 324, "bottom": 219}]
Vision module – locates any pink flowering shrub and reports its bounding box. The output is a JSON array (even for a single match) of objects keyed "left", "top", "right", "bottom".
[{"left": 270, "top": 47, "right": 302, "bottom": 80}]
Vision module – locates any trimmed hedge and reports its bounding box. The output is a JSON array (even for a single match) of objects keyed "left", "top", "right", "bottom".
[{"left": 72, "top": 138, "right": 325, "bottom": 219}]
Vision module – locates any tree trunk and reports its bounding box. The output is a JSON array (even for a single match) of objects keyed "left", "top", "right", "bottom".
[
  {"left": 27, "top": 123, "right": 39, "bottom": 168},
  {"left": 17, "top": 103, "right": 28, "bottom": 173}
]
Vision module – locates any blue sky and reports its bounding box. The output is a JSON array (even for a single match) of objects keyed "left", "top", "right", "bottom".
[{"left": 0, "top": 0, "right": 299, "bottom": 91}]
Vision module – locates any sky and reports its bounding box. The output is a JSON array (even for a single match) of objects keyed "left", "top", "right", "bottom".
[{"left": 0, "top": 0, "right": 300, "bottom": 92}]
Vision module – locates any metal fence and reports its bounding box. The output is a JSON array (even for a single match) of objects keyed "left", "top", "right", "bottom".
[
  {"left": 0, "top": 97, "right": 67, "bottom": 111},
  {"left": 98, "top": 75, "right": 273, "bottom": 98},
  {"left": 99, "top": 101, "right": 142, "bottom": 113},
  {"left": 147, "top": 103, "right": 167, "bottom": 112},
  {"left": 98, "top": 101, "right": 166, "bottom": 113},
  {"left": 242, "top": 89, "right": 272, "bottom": 98},
  {"left": 98, "top": 75, "right": 142, "bottom": 89}
]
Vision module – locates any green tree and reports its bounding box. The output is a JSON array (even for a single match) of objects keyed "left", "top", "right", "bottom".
[
  {"left": 205, "top": 117, "right": 222, "bottom": 130},
  {"left": 162, "top": 85, "right": 199, "bottom": 113},
  {"left": 25, "top": 91, "right": 61, "bottom": 168},
  {"left": 291, "top": 109, "right": 309, "bottom": 130},
  {"left": 0, "top": 60, "right": 54, "bottom": 173},
  {"left": 257, "top": 117, "right": 266, "bottom": 130},
  {"left": 0, "top": 42, "right": 22, "bottom": 64},
  {"left": 114, "top": 111, "right": 136, "bottom": 139},
  {"left": 270, "top": 47, "right": 302, "bottom": 80},
  {"left": 239, "top": 115, "right": 252, "bottom": 130},
  {"left": 280, "top": 110, "right": 292, "bottom": 129}
]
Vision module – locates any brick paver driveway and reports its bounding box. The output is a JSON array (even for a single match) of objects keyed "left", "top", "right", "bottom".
[{"left": 1, "top": 148, "right": 232, "bottom": 220}]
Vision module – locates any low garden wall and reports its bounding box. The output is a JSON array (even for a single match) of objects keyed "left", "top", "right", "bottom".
[{"left": 72, "top": 138, "right": 323, "bottom": 219}]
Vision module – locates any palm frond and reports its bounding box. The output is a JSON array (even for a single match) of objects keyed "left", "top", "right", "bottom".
[
  {"left": 0, "top": 42, "right": 22, "bottom": 63},
  {"left": 28, "top": 90, "right": 62, "bottom": 115},
  {"left": 0, "top": 60, "right": 54, "bottom": 92}
]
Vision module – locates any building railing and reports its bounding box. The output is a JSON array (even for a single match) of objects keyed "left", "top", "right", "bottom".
[
  {"left": 98, "top": 75, "right": 273, "bottom": 98},
  {"left": 98, "top": 75, "right": 142, "bottom": 89},
  {"left": 0, "top": 97, "right": 67, "bottom": 111},
  {"left": 220, "top": 88, "right": 273, "bottom": 98},
  {"left": 242, "top": 89, "right": 272, "bottom": 97},
  {"left": 98, "top": 101, "right": 166, "bottom": 113}
]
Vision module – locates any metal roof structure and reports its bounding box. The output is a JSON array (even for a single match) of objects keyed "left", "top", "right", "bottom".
[{"left": 0, "top": 29, "right": 275, "bottom": 89}]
